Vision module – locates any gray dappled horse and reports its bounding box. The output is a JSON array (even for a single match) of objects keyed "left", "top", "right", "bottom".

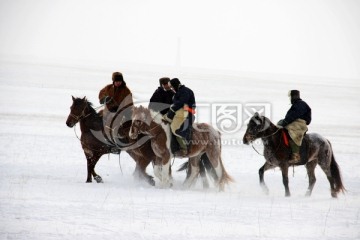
[{"left": 243, "top": 113, "right": 345, "bottom": 198}]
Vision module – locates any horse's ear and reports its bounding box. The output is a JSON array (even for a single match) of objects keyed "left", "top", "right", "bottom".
[
  {"left": 82, "top": 96, "right": 86, "bottom": 101},
  {"left": 72, "top": 95, "right": 75, "bottom": 101},
  {"left": 252, "top": 112, "right": 262, "bottom": 125}
]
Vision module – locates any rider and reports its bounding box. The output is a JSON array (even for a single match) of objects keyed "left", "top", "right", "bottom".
[
  {"left": 277, "top": 90, "right": 311, "bottom": 164},
  {"left": 148, "top": 77, "right": 175, "bottom": 115},
  {"left": 98, "top": 72, "right": 134, "bottom": 129},
  {"left": 163, "top": 78, "right": 196, "bottom": 157}
]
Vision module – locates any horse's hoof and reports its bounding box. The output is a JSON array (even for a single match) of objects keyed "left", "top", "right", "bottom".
[
  {"left": 260, "top": 184, "right": 269, "bottom": 195},
  {"left": 331, "top": 192, "right": 337, "bottom": 198},
  {"left": 94, "top": 176, "right": 103, "bottom": 183},
  {"left": 285, "top": 193, "right": 291, "bottom": 197},
  {"left": 86, "top": 179, "right": 92, "bottom": 183},
  {"left": 305, "top": 190, "right": 312, "bottom": 197},
  {"left": 148, "top": 178, "right": 155, "bottom": 186}
]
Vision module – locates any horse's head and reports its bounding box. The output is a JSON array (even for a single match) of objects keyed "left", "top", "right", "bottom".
[
  {"left": 66, "top": 96, "right": 88, "bottom": 128},
  {"left": 243, "top": 112, "right": 272, "bottom": 144},
  {"left": 129, "top": 106, "right": 152, "bottom": 139}
]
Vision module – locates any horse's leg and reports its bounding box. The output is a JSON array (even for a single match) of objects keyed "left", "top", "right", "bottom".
[
  {"left": 133, "top": 161, "right": 155, "bottom": 186},
  {"left": 91, "top": 153, "right": 103, "bottom": 183},
  {"left": 317, "top": 156, "right": 337, "bottom": 198},
  {"left": 259, "top": 162, "right": 275, "bottom": 195},
  {"left": 127, "top": 150, "right": 155, "bottom": 186},
  {"left": 183, "top": 155, "right": 201, "bottom": 189},
  {"left": 205, "top": 147, "right": 225, "bottom": 190},
  {"left": 199, "top": 158, "right": 209, "bottom": 189},
  {"left": 153, "top": 155, "right": 172, "bottom": 188},
  {"left": 305, "top": 160, "right": 317, "bottom": 196},
  {"left": 85, "top": 151, "right": 103, "bottom": 183},
  {"left": 152, "top": 153, "right": 162, "bottom": 182},
  {"left": 280, "top": 164, "right": 290, "bottom": 197},
  {"left": 86, "top": 155, "right": 92, "bottom": 183}
]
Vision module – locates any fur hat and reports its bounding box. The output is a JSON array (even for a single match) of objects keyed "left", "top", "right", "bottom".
[
  {"left": 159, "top": 77, "right": 170, "bottom": 86},
  {"left": 112, "top": 72, "right": 124, "bottom": 82},
  {"left": 288, "top": 90, "right": 300, "bottom": 104},
  {"left": 289, "top": 90, "right": 300, "bottom": 97},
  {"left": 170, "top": 78, "right": 181, "bottom": 91}
]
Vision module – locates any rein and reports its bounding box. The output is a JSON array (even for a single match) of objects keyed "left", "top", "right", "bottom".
[
  {"left": 250, "top": 128, "right": 283, "bottom": 156},
  {"left": 70, "top": 103, "right": 104, "bottom": 122},
  {"left": 71, "top": 103, "right": 110, "bottom": 153},
  {"left": 147, "top": 122, "right": 164, "bottom": 136}
]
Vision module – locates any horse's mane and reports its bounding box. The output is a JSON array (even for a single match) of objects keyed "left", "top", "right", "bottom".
[
  {"left": 85, "top": 100, "right": 97, "bottom": 114},
  {"left": 74, "top": 97, "right": 101, "bottom": 120}
]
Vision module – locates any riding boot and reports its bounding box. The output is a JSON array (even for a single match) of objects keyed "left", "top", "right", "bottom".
[
  {"left": 288, "top": 139, "right": 301, "bottom": 164},
  {"left": 176, "top": 136, "right": 188, "bottom": 157}
]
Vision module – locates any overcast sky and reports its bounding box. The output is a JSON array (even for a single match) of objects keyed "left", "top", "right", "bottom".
[{"left": 0, "top": 0, "right": 359, "bottom": 79}]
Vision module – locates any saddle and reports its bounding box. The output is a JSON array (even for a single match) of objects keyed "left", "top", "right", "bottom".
[{"left": 282, "top": 129, "right": 309, "bottom": 165}]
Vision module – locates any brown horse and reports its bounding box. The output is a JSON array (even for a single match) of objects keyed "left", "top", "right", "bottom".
[
  {"left": 129, "top": 105, "right": 233, "bottom": 191},
  {"left": 66, "top": 96, "right": 156, "bottom": 185},
  {"left": 243, "top": 112, "right": 345, "bottom": 197}
]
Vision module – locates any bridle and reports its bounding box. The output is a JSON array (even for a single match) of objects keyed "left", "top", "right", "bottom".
[
  {"left": 132, "top": 118, "right": 163, "bottom": 138},
  {"left": 248, "top": 118, "right": 283, "bottom": 156},
  {"left": 69, "top": 104, "right": 91, "bottom": 122}
]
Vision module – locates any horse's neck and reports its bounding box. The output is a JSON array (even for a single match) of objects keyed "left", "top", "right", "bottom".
[
  {"left": 147, "top": 120, "right": 163, "bottom": 137},
  {"left": 261, "top": 126, "right": 281, "bottom": 147},
  {"left": 80, "top": 109, "right": 102, "bottom": 133}
]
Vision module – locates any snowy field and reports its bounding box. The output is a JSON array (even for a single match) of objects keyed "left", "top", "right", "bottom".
[
  {"left": 1, "top": 0, "right": 360, "bottom": 239},
  {"left": 0, "top": 60, "right": 359, "bottom": 240}
]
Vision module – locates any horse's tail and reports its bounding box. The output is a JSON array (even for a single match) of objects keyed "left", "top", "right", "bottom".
[
  {"left": 200, "top": 153, "right": 219, "bottom": 182},
  {"left": 328, "top": 141, "right": 346, "bottom": 194},
  {"left": 219, "top": 155, "right": 234, "bottom": 185}
]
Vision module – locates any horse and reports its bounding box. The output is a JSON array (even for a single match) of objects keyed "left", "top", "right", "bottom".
[
  {"left": 243, "top": 112, "right": 345, "bottom": 198},
  {"left": 129, "top": 105, "right": 233, "bottom": 191},
  {"left": 66, "top": 96, "right": 156, "bottom": 185}
]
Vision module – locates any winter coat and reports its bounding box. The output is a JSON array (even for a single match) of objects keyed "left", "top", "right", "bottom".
[
  {"left": 170, "top": 85, "right": 196, "bottom": 114},
  {"left": 148, "top": 87, "right": 174, "bottom": 115},
  {"left": 166, "top": 85, "right": 196, "bottom": 140},
  {"left": 98, "top": 82, "right": 133, "bottom": 112},
  {"left": 283, "top": 99, "right": 311, "bottom": 125},
  {"left": 285, "top": 119, "right": 308, "bottom": 146}
]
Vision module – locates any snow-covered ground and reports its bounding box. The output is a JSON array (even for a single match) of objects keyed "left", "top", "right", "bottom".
[{"left": 0, "top": 60, "right": 359, "bottom": 240}]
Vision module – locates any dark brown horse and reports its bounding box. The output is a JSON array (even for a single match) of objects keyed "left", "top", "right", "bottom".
[
  {"left": 129, "top": 106, "right": 233, "bottom": 191},
  {"left": 66, "top": 96, "right": 156, "bottom": 185},
  {"left": 243, "top": 112, "right": 345, "bottom": 198}
]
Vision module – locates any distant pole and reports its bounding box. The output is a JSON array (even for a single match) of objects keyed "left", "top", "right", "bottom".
[{"left": 176, "top": 37, "right": 181, "bottom": 75}]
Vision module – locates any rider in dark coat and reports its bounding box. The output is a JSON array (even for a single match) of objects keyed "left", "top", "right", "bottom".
[
  {"left": 148, "top": 77, "right": 175, "bottom": 115},
  {"left": 277, "top": 90, "right": 311, "bottom": 164},
  {"left": 163, "top": 78, "right": 196, "bottom": 156}
]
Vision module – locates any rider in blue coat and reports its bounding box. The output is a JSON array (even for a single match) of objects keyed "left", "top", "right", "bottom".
[
  {"left": 163, "top": 78, "right": 196, "bottom": 157},
  {"left": 277, "top": 90, "right": 311, "bottom": 164}
]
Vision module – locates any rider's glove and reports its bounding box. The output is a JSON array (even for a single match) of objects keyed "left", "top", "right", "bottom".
[
  {"left": 100, "top": 96, "right": 112, "bottom": 104},
  {"left": 162, "top": 114, "right": 173, "bottom": 124},
  {"left": 277, "top": 119, "right": 287, "bottom": 127},
  {"left": 166, "top": 109, "right": 175, "bottom": 120}
]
